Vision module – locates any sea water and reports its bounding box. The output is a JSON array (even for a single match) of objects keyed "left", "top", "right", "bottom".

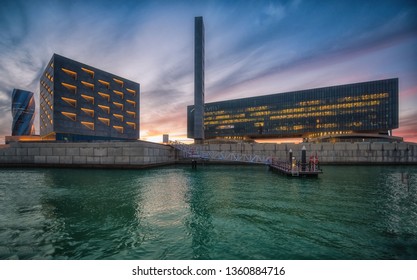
[{"left": 0, "top": 165, "right": 416, "bottom": 259}]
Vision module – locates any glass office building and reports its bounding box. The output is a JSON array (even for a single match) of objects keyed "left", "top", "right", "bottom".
[
  {"left": 187, "top": 78, "right": 399, "bottom": 141},
  {"left": 11, "top": 89, "right": 35, "bottom": 136},
  {"left": 40, "top": 54, "right": 140, "bottom": 141}
]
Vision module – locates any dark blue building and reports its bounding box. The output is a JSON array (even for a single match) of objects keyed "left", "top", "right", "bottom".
[
  {"left": 40, "top": 54, "right": 140, "bottom": 141},
  {"left": 11, "top": 89, "right": 35, "bottom": 136},
  {"left": 193, "top": 16, "right": 205, "bottom": 143},
  {"left": 187, "top": 78, "right": 399, "bottom": 142}
]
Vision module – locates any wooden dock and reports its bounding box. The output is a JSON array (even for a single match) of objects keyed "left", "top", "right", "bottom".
[{"left": 269, "top": 161, "right": 323, "bottom": 178}]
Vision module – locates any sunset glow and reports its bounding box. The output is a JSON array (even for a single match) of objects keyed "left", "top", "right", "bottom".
[{"left": 0, "top": 0, "right": 416, "bottom": 143}]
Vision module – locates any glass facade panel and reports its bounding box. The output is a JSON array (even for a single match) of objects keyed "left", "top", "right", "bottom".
[
  {"left": 187, "top": 78, "right": 399, "bottom": 140},
  {"left": 11, "top": 89, "right": 35, "bottom": 136}
]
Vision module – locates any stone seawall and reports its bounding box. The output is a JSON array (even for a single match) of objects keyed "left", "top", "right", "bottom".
[
  {"left": 0, "top": 141, "right": 175, "bottom": 168},
  {"left": 191, "top": 142, "right": 417, "bottom": 164},
  {"left": 1, "top": 141, "right": 416, "bottom": 167}
]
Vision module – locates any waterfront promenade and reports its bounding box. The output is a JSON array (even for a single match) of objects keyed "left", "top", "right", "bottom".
[
  {"left": 0, "top": 141, "right": 174, "bottom": 168},
  {"left": 185, "top": 142, "right": 417, "bottom": 165},
  {"left": 1, "top": 141, "right": 417, "bottom": 168}
]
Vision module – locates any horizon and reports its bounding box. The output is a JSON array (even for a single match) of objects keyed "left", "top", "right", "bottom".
[{"left": 1, "top": 0, "right": 416, "bottom": 144}]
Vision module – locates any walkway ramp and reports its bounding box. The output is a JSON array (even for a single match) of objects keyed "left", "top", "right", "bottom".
[{"left": 170, "top": 141, "right": 271, "bottom": 164}]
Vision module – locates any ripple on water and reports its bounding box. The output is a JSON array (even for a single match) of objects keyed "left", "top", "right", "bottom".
[{"left": 0, "top": 165, "right": 416, "bottom": 259}]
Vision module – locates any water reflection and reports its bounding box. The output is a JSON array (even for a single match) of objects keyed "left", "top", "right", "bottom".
[
  {"left": 1, "top": 165, "right": 416, "bottom": 260},
  {"left": 125, "top": 168, "right": 192, "bottom": 258},
  {"left": 40, "top": 169, "right": 141, "bottom": 259},
  {"left": 373, "top": 169, "right": 417, "bottom": 259},
  {"left": 0, "top": 169, "right": 51, "bottom": 259},
  {"left": 184, "top": 169, "right": 214, "bottom": 259}
]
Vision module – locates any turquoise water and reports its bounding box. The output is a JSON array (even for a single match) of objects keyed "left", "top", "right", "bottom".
[{"left": 0, "top": 165, "right": 416, "bottom": 260}]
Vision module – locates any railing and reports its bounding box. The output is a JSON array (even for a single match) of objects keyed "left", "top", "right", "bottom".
[
  {"left": 169, "top": 141, "right": 272, "bottom": 164},
  {"left": 270, "top": 158, "right": 321, "bottom": 175}
]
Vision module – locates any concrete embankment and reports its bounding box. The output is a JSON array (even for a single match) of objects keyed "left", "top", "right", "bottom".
[
  {"left": 189, "top": 142, "right": 417, "bottom": 164},
  {"left": 0, "top": 141, "right": 175, "bottom": 168},
  {"left": 1, "top": 141, "right": 416, "bottom": 168}
]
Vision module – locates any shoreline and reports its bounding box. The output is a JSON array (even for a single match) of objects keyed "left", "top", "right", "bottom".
[{"left": 1, "top": 140, "right": 417, "bottom": 169}]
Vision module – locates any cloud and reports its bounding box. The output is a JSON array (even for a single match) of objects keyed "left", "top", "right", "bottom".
[
  {"left": 259, "top": 2, "right": 286, "bottom": 24},
  {"left": 397, "top": 110, "right": 417, "bottom": 142},
  {"left": 204, "top": 3, "right": 417, "bottom": 100},
  {"left": 0, "top": 0, "right": 416, "bottom": 143}
]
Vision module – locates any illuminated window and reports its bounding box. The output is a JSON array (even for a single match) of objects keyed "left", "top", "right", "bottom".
[
  {"left": 81, "top": 81, "right": 94, "bottom": 91},
  {"left": 113, "top": 78, "right": 124, "bottom": 88},
  {"left": 98, "top": 105, "right": 110, "bottom": 114},
  {"left": 61, "top": 97, "right": 77, "bottom": 107},
  {"left": 126, "top": 122, "right": 136, "bottom": 129},
  {"left": 113, "top": 125, "right": 124, "bottom": 133},
  {"left": 126, "top": 88, "right": 136, "bottom": 96},
  {"left": 98, "top": 117, "right": 110, "bottom": 126},
  {"left": 81, "top": 121, "right": 94, "bottom": 130},
  {"left": 113, "top": 102, "right": 123, "bottom": 110},
  {"left": 98, "top": 80, "right": 110, "bottom": 89},
  {"left": 245, "top": 106, "right": 268, "bottom": 112},
  {"left": 81, "top": 67, "right": 94, "bottom": 78},
  {"left": 113, "top": 114, "right": 124, "bottom": 122},
  {"left": 98, "top": 92, "right": 110, "bottom": 102},
  {"left": 62, "top": 112, "right": 76, "bottom": 121},
  {"left": 81, "top": 108, "right": 94, "bottom": 117},
  {"left": 81, "top": 94, "right": 94, "bottom": 104},
  {"left": 126, "top": 99, "right": 136, "bottom": 108},
  {"left": 61, "top": 68, "right": 77, "bottom": 80},
  {"left": 113, "top": 90, "right": 124, "bottom": 99},
  {"left": 126, "top": 111, "right": 136, "bottom": 118},
  {"left": 61, "top": 82, "right": 77, "bottom": 94}
]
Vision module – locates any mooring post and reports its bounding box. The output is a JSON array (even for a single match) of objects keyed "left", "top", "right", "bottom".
[
  {"left": 289, "top": 149, "right": 292, "bottom": 164},
  {"left": 301, "top": 145, "right": 306, "bottom": 171}
]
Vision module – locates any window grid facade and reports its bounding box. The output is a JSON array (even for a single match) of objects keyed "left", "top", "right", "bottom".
[
  {"left": 40, "top": 54, "right": 140, "bottom": 141},
  {"left": 12, "top": 89, "right": 35, "bottom": 136},
  {"left": 187, "top": 78, "right": 398, "bottom": 140}
]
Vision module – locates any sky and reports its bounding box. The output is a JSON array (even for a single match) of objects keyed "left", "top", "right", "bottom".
[{"left": 0, "top": 0, "right": 416, "bottom": 143}]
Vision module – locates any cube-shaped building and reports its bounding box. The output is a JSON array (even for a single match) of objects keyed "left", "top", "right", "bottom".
[{"left": 40, "top": 54, "right": 139, "bottom": 141}]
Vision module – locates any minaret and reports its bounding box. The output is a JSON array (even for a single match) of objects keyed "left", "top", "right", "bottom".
[{"left": 194, "top": 16, "right": 205, "bottom": 143}]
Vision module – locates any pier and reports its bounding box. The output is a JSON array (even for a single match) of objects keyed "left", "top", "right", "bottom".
[
  {"left": 171, "top": 141, "right": 323, "bottom": 177},
  {"left": 269, "top": 160, "right": 323, "bottom": 177},
  {"left": 268, "top": 146, "right": 323, "bottom": 178},
  {"left": 172, "top": 141, "right": 417, "bottom": 165}
]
